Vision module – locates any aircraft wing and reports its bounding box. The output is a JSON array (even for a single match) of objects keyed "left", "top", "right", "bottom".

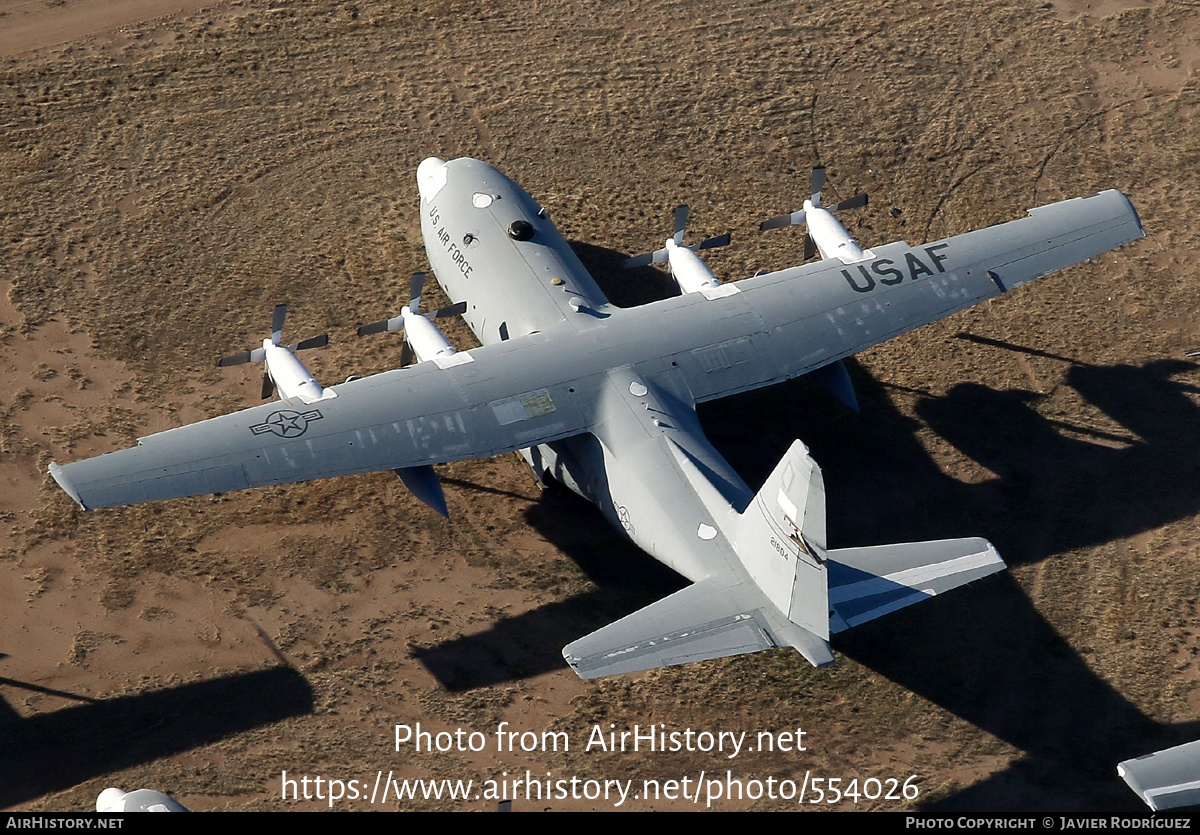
[
  {"left": 673, "top": 189, "right": 1145, "bottom": 405},
  {"left": 51, "top": 190, "right": 1142, "bottom": 512},
  {"left": 50, "top": 345, "right": 591, "bottom": 510},
  {"left": 1118, "top": 740, "right": 1200, "bottom": 811}
]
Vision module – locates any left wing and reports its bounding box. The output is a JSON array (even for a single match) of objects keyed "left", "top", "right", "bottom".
[{"left": 50, "top": 342, "right": 590, "bottom": 509}]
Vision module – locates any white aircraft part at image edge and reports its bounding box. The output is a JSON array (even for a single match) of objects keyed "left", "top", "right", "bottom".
[{"left": 49, "top": 156, "right": 1144, "bottom": 679}]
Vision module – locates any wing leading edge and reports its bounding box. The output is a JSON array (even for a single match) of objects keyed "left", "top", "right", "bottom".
[{"left": 675, "top": 189, "right": 1144, "bottom": 406}]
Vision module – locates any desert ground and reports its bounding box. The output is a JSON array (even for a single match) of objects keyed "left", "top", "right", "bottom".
[{"left": 1, "top": 0, "right": 1199, "bottom": 812}]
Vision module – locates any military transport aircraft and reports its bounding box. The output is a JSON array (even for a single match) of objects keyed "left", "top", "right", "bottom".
[{"left": 48, "top": 157, "right": 1144, "bottom": 678}]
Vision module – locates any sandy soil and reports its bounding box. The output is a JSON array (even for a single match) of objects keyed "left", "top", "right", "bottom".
[{"left": 1, "top": 0, "right": 1199, "bottom": 813}]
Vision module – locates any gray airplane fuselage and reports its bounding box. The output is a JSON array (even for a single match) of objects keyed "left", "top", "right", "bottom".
[{"left": 418, "top": 157, "right": 754, "bottom": 584}]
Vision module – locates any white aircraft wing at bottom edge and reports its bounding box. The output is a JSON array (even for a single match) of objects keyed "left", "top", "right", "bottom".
[{"left": 1119, "top": 740, "right": 1200, "bottom": 811}]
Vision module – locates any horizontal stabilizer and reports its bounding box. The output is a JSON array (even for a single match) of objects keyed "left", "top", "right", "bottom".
[
  {"left": 562, "top": 575, "right": 831, "bottom": 679},
  {"left": 1119, "top": 739, "right": 1200, "bottom": 811},
  {"left": 827, "top": 537, "right": 1004, "bottom": 633}
]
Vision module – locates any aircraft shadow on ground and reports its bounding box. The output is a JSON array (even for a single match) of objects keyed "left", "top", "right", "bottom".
[
  {"left": 419, "top": 242, "right": 1200, "bottom": 809},
  {"left": 0, "top": 665, "right": 312, "bottom": 809},
  {"left": 412, "top": 494, "right": 686, "bottom": 691},
  {"left": 711, "top": 345, "right": 1200, "bottom": 810}
]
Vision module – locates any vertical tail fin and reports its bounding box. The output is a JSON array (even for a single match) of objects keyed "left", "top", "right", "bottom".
[
  {"left": 732, "top": 441, "right": 831, "bottom": 641},
  {"left": 731, "top": 441, "right": 1006, "bottom": 645}
]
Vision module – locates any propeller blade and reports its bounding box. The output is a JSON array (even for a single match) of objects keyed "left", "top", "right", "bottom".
[
  {"left": 357, "top": 320, "right": 390, "bottom": 336},
  {"left": 293, "top": 334, "right": 329, "bottom": 351},
  {"left": 271, "top": 304, "right": 287, "bottom": 345},
  {"left": 829, "top": 193, "right": 868, "bottom": 213},
  {"left": 695, "top": 232, "right": 731, "bottom": 251},
  {"left": 810, "top": 166, "right": 826, "bottom": 200},
  {"left": 261, "top": 371, "right": 276, "bottom": 400},
  {"left": 498, "top": 322, "right": 510, "bottom": 341},
  {"left": 803, "top": 233, "right": 817, "bottom": 261},
  {"left": 672, "top": 204, "right": 689, "bottom": 245},
  {"left": 433, "top": 301, "right": 467, "bottom": 319},
  {"left": 622, "top": 252, "right": 656, "bottom": 269},
  {"left": 410, "top": 272, "right": 426, "bottom": 314},
  {"left": 760, "top": 210, "right": 804, "bottom": 232},
  {"left": 217, "top": 351, "right": 253, "bottom": 368}
]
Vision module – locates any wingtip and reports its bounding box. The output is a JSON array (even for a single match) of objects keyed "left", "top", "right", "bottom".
[{"left": 48, "top": 462, "right": 87, "bottom": 510}]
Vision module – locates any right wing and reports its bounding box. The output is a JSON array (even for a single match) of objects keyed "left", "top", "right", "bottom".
[{"left": 675, "top": 189, "right": 1144, "bottom": 404}]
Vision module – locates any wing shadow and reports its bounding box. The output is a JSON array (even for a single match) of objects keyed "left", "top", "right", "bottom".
[
  {"left": 0, "top": 665, "right": 312, "bottom": 809},
  {"left": 413, "top": 489, "right": 685, "bottom": 691},
  {"left": 703, "top": 349, "right": 1200, "bottom": 810}
]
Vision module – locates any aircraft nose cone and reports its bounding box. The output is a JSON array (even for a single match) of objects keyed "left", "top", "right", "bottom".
[
  {"left": 96, "top": 788, "right": 127, "bottom": 812},
  {"left": 417, "top": 157, "right": 448, "bottom": 203}
]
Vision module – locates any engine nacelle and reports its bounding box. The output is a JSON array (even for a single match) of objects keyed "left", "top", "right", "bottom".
[
  {"left": 402, "top": 307, "right": 458, "bottom": 363},
  {"left": 263, "top": 340, "right": 330, "bottom": 404},
  {"left": 664, "top": 239, "right": 721, "bottom": 294},
  {"left": 804, "top": 200, "right": 867, "bottom": 263}
]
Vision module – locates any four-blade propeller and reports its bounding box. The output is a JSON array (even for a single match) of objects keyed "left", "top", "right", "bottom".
[
  {"left": 759, "top": 166, "right": 869, "bottom": 262},
  {"left": 622, "top": 204, "right": 732, "bottom": 269},
  {"left": 218, "top": 304, "right": 330, "bottom": 400},
  {"left": 357, "top": 272, "right": 467, "bottom": 366}
]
